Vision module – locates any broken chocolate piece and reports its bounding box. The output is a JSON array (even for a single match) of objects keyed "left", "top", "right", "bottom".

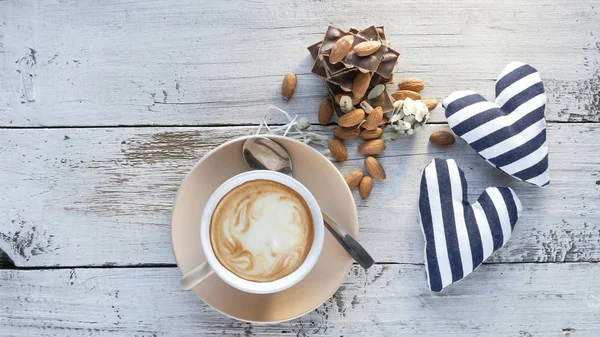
[
  {"left": 365, "top": 90, "right": 395, "bottom": 114},
  {"left": 375, "top": 26, "right": 386, "bottom": 40},
  {"left": 318, "top": 26, "right": 350, "bottom": 56},
  {"left": 357, "top": 26, "right": 382, "bottom": 42},
  {"left": 307, "top": 41, "right": 322, "bottom": 60},
  {"left": 322, "top": 55, "right": 349, "bottom": 77},
  {"left": 326, "top": 81, "right": 344, "bottom": 96},
  {"left": 326, "top": 82, "right": 346, "bottom": 117},
  {"left": 375, "top": 46, "right": 399, "bottom": 78},
  {"left": 370, "top": 73, "right": 393, "bottom": 88},
  {"left": 349, "top": 27, "right": 360, "bottom": 34},
  {"left": 311, "top": 57, "right": 328, "bottom": 80},
  {"left": 329, "top": 67, "right": 361, "bottom": 92},
  {"left": 343, "top": 34, "right": 387, "bottom": 73}
]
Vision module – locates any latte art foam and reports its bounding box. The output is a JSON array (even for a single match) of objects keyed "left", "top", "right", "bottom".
[{"left": 210, "top": 179, "right": 314, "bottom": 282}]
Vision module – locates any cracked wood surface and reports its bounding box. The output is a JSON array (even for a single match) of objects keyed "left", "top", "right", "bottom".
[
  {"left": 0, "top": 0, "right": 599, "bottom": 127},
  {"left": 0, "top": 124, "right": 598, "bottom": 267},
  {"left": 1, "top": 264, "right": 598, "bottom": 336}
]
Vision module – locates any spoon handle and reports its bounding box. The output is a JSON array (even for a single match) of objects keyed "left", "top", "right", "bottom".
[{"left": 321, "top": 210, "right": 374, "bottom": 269}]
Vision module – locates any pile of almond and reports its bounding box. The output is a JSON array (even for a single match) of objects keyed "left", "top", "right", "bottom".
[
  {"left": 304, "top": 26, "right": 440, "bottom": 199},
  {"left": 279, "top": 26, "right": 441, "bottom": 198}
]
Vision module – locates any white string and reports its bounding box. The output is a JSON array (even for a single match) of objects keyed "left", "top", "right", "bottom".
[{"left": 256, "top": 105, "right": 331, "bottom": 155}]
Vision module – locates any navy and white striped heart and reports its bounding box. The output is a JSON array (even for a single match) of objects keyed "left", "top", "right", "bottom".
[
  {"left": 442, "top": 62, "right": 549, "bottom": 187},
  {"left": 419, "top": 158, "right": 522, "bottom": 292}
]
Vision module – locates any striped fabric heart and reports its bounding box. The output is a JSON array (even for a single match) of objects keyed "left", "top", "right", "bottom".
[
  {"left": 419, "top": 158, "right": 522, "bottom": 292},
  {"left": 442, "top": 62, "right": 549, "bottom": 187}
]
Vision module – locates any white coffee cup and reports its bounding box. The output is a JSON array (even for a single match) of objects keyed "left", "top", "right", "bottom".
[{"left": 180, "top": 170, "right": 324, "bottom": 294}]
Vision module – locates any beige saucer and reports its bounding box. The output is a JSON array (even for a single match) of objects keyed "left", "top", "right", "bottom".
[{"left": 171, "top": 135, "right": 359, "bottom": 323}]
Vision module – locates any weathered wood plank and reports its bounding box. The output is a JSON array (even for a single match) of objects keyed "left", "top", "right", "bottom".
[
  {"left": 0, "top": 264, "right": 598, "bottom": 336},
  {"left": 1, "top": 0, "right": 598, "bottom": 126},
  {"left": 1, "top": 124, "right": 598, "bottom": 267}
]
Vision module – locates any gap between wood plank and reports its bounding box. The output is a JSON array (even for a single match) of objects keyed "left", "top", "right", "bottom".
[
  {"left": 0, "top": 120, "right": 598, "bottom": 130},
  {"left": 1, "top": 261, "right": 598, "bottom": 271}
]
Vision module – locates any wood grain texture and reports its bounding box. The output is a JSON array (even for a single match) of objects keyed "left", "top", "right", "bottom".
[
  {"left": 1, "top": 124, "right": 598, "bottom": 267},
  {"left": 1, "top": 264, "right": 598, "bottom": 336},
  {"left": 1, "top": 0, "right": 599, "bottom": 127}
]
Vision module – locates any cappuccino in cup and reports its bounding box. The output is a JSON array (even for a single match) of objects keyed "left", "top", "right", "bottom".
[
  {"left": 180, "top": 170, "right": 324, "bottom": 294},
  {"left": 210, "top": 179, "right": 314, "bottom": 282}
]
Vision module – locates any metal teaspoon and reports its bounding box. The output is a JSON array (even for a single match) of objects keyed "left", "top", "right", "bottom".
[{"left": 242, "top": 136, "right": 374, "bottom": 269}]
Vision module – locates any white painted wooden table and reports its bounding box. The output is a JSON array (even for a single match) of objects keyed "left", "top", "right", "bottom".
[{"left": 1, "top": 1, "right": 599, "bottom": 336}]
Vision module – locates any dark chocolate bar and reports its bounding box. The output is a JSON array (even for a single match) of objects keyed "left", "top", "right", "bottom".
[
  {"left": 357, "top": 26, "right": 382, "bottom": 42},
  {"left": 328, "top": 67, "right": 361, "bottom": 92},
  {"left": 318, "top": 26, "right": 350, "bottom": 56},
  {"left": 322, "top": 55, "right": 349, "bottom": 77},
  {"left": 311, "top": 57, "right": 328, "bottom": 80},
  {"left": 307, "top": 41, "right": 322, "bottom": 60},
  {"left": 375, "top": 46, "right": 400, "bottom": 78},
  {"left": 365, "top": 88, "right": 394, "bottom": 114},
  {"left": 370, "top": 73, "right": 393, "bottom": 88},
  {"left": 342, "top": 34, "right": 386, "bottom": 73},
  {"left": 326, "top": 81, "right": 344, "bottom": 96},
  {"left": 375, "top": 26, "right": 386, "bottom": 40}
]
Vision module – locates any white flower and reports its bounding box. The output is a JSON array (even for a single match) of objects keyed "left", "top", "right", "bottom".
[
  {"left": 392, "top": 120, "right": 411, "bottom": 131},
  {"left": 414, "top": 101, "right": 429, "bottom": 122},
  {"left": 402, "top": 97, "right": 416, "bottom": 116},
  {"left": 403, "top": 115, "right": 416, "bottom": 126},
  {"left": 392, "top": 99, "right": 404, "bottom": 112}
]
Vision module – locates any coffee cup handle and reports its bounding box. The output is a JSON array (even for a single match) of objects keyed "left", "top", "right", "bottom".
[{"left": 180, "top": 262, "right": 214, "bottom": 290}]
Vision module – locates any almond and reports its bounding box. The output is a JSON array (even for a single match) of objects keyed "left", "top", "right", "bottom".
[
  {"left": 334, "top": 127, "right": 360, "bottom": 140},
  {"left": 398, "top": 78, "right": 425, "bottom": 92},
  {"left": 365, "top": 156, "right": 386, "bottom": 180},
  {"left": 379, "top": 116, "right": 389, "bottom": 126},
  {"left": 352, "top": 72, "right": 370, "bottom": 98},
  {"left": 354, "top": 41, "right": 382, "bottom": 57},
  {"left": 350, "top": 91, "right": 363, "bottom": 105},
  {"left": 329, "top": 35, "right": 354, "bottom": 64},
  {"left": 422, "top": 98, "right": 439, "bottom": 112},
  {"left": 359, "top": 127, "right": 383, "bottom": 140},
  {"left": 391, "top": 91, "right": 406, "bottom": 100},
  {"left": 358, "top": 139, "right": 386, "bottom": 155},
  {"left": 396, "top": 90, "right": 421, "bottom": 100},
  {"left": 338, "top": 108, "right": 365, "bottom": 127},
  {"left": 281, "top": 73, "right": 297, "bottom": 100},
  {"left": 328, "top": 138, "right": 348, "bottom": 161},
  {"left": 334, "top": 93, "right": 343, "bottom": 105},
  {"left": 359, "top": 176, "right": 373, "bottom": 199},
  {"left": 362, "top": 106, "right": 383, "bottom": 131},
  {"left": 318, "top": 98, "right": 333, "bottom": 125},
  {"left": 429, "top": 130, "right": 455, "bottom": 145},
  {"left": 344, "top": 170, "right": 364, "bottom": 189}
]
